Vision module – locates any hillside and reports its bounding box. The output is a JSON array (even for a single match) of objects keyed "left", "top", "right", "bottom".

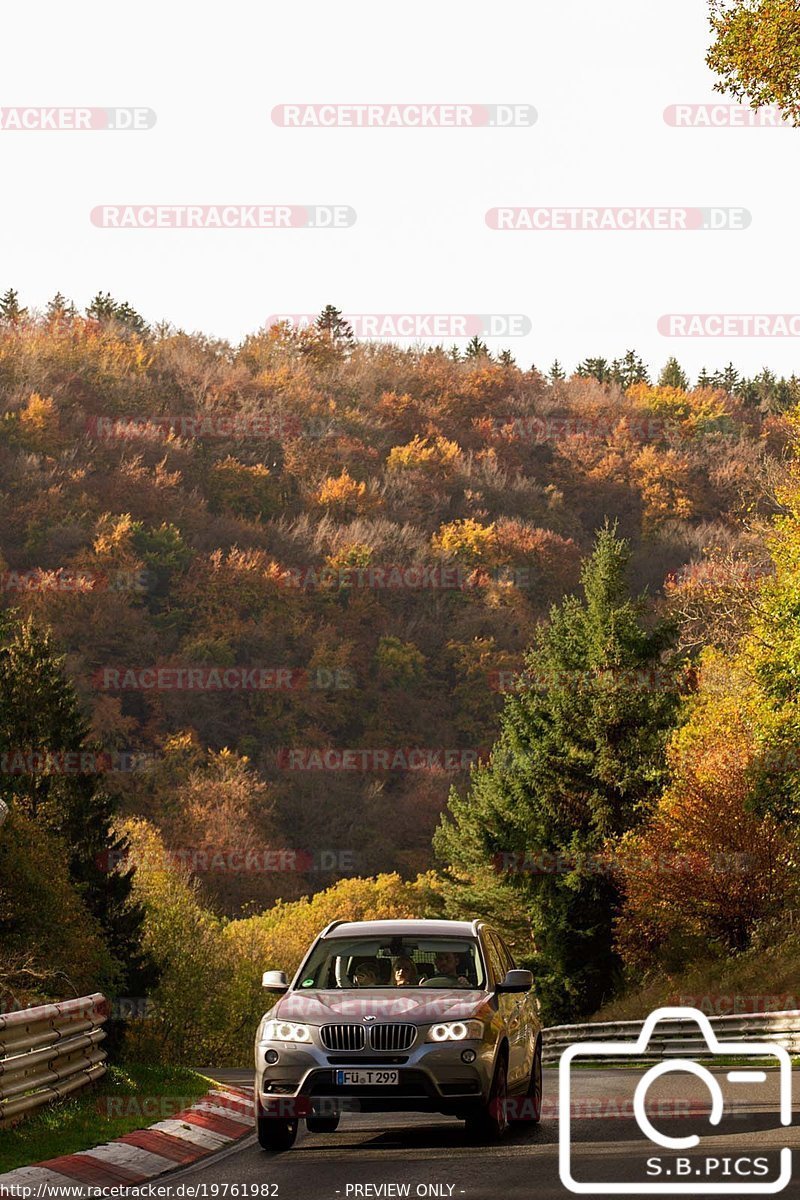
[{"left": 0, "top": 312, "right": 787, "bottom": 914}]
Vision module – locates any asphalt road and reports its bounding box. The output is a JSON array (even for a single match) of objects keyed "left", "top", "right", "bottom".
[{"left": 158, "top": 1067, "right": 800, "bottom": 1200}]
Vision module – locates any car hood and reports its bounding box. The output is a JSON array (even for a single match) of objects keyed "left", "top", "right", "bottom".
[{"left": 270, "top": 989, "right": 490, "bottom": 1024}]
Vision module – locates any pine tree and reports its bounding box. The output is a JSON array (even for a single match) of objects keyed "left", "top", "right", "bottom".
[
  {"left": 0, "top": 617, "right": 155, "bottom": 995},
  {"left": 576, "top": 357, "right": 611, "bottom": 383},
  {"left": 720, "top": 362, "right": 741, "bottom": 393},
  {"left": 0, "top": 289, "right": 27, "bottom": 326},
  {"left": 657, "top": 357, "right": 689, "bottom": 390},
  {"left": 46, "top": 293, "right": 78, "bottom": 325},
  {"left": 696, "top": 367, "right": 714, "bottom": 389},
  {"left": 315, "top": 304, "right": 354, "bottom": 344},
  {"left": 610, "top": 350, "right": 650, "bottom": 389},
  {"left": 86, "top": 292, "right": 147, "bottom": 335},
  {"left": 465, "top": 335, "right": 490, "bottom": 359},
  {"left": 434, "top": 525, "right": 680, "bottom": 1022},
  {"left": 448, "top": 345, "right": 462, "bottom": 362},
  {"left": 548, "top": 360, "right": 566, "bottom": 383},
  {"left": 497, "top": 349, "right": 516, "bottom": 367}
]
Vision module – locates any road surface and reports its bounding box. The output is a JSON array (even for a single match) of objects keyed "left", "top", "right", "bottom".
[{"left": 161, "top": 1067, "right": 800, "bottom": 1200}]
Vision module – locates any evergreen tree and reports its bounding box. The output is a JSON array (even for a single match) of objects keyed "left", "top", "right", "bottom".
[
  {"left": 434, "top": 525, "right": 680, "bottom": 1022},
  {"left": 720, "top": 362, "right": 741, "bottom": 393},
  {"left": 315, "top": 304, "right": 354, "bottom": 344},
  {"left": 610, "top": 350, "right": 650, "bottom": 389},
  {"left": 576, "top": 357, "right": 611, "bottom": 383},
  {"left": 46, "top": 292, "right": 78, "bottom": 324},
  {"left": 465, "top": 335, "right": 490, "bottom": 359},
  {"left": 86, "top": 292, "right": 148, "bottom": 335},
  {"left": 657, "top": 357, "right": 689, "bottom": 390},
  {"left": 0, "top": 617, "right": 155, "bottom": 995},
  {"left": 0, "top": 289, "right": 27, "bottom": 326},
  {"left": 548, "top": 360, "right": 566, "bottom": 383},
  {"left": 448, "top": 345, "right": 462, "bottom": 362},
  {"left": 696, "top": 367, "right": 714, "bottom": 389},
  {"left": 497, "top": 349, "right": 516, "bottom": 368}
]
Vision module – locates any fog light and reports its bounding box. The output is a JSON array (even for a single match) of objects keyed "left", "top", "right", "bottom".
[
  {"left": 265, "top": 1049, "right": 279, "bottom": 1064},
  {"left": 461, "top": 1049, "right": 476, "bottom": 1064}
]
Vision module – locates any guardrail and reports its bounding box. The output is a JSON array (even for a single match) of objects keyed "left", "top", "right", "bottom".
[
  {"left": 542, "top": 1009, "right": 800, "bottom": 1064},
  {"left": 0, "top": 993, "right": 108, "bottom": 1122}
]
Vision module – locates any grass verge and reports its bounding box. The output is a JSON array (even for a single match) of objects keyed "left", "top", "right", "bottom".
[{"left": 0, "top": 1063, "right": 215, "bottom": 1175}]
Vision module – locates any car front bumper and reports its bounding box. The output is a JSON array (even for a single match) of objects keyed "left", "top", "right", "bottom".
[{"left": 254, "top": 1033, "right": 497, "bottom": 1118}]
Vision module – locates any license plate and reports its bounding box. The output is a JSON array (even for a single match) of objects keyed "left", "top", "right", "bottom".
[{"left": 335, "top": 1069, "right": 399, "bottom": 1086}]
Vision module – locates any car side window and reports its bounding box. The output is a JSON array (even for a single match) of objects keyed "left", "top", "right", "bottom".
[
  {"left": 484, "top": 933, "right": 505, "bottom": 987},
  {"left": 497, "top": 935, "right": 516, "bottom": 972}
]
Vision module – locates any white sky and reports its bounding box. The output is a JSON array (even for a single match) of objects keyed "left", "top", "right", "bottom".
[{"left": 1, "top": 0, "right": 798, "bottom": 378}]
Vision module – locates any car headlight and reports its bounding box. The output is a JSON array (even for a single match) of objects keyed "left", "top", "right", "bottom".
[
  {"left": 425, "top": 1019, "right": 483, "bottom": 1042},
  {"left": 262, "top": 1020, "right": 312, "bottom": 1043}
]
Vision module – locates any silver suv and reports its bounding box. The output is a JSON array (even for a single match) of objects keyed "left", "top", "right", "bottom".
[{"left": 254, "top": 918, "right": 543, "bottom": 1151}]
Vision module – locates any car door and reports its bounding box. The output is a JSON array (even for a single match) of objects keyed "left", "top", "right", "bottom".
[
  {"left": 486, "top": 930, "right": 526, "bottom": 1087},
  {"left": 496, "top": 933, "right": 533, "bottom": 1085}
]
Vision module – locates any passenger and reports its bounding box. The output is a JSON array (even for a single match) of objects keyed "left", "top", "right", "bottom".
[{"left": 392, "top": 955, "right": 419, "bottom": 986}]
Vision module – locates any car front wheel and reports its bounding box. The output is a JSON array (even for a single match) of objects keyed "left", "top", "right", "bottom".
[
  {"left": 465, "top": 1054, "right": 509, "bottom": 1142},
  {"left": 257, "top": 1115, "right": 298, "bottom": 1152}
]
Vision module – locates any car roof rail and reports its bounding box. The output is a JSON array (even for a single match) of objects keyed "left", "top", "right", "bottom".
[{"left": 321, "top": 919, "right": 346, "bottom": 937}]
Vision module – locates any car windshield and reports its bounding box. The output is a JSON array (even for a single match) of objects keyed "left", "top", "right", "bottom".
[{"left": 296, "top": 936, "right": 486, "bottom": 990}]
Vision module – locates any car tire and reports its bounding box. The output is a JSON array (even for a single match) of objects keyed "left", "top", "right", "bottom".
[
  {"left": 306, "top": 1114, "right": 340, "bottom": 1133},
  {"left": 465, "top": 1053, "right": 509, "bottom": 1143},
  {"left": 513, "top": 1035, "right": 543, "bottom": 1126},
  {"left": 257, "top": 1115, "right": 298, "bottom": 1152}
]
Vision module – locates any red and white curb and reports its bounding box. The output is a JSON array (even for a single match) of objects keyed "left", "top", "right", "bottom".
[{"left": 0, "top": 1086, "right": 253, "bottom": 1194}]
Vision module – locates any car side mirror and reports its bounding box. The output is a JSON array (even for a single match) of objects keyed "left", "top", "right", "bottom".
[
  {"left": 262, "top": 970, "right": 289, "bottom": 992},
  {"left": 496, "top": 968, "right": 533, "bottom": 994}
]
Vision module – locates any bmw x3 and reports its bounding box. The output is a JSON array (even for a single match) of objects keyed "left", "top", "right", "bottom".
[{"left": 254, "top": 918, "right": 542, "bottom": 1150}]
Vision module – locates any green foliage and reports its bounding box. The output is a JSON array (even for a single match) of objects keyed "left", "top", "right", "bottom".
[
  {"left": 465, "top": 336, "right": 490, "bottom": 359},
  {"left": 0, "top": 617, "right": 154, "bottom": 996},
  {"left": 0, "top": 289, "right": 27, "bottom": 326},
  {"left": 576, "top": 357, "right": 611, "bottom": 383},
  {"left": 0, "top": 808, "right": 116, "bottom": 1004},
  {"left": 315, "top": 304, "right": 354, "bottom": 344},
  {"left": 657, "top": 357, "right": 689, "bottom": 390},
  {"left": 86, "top": 292, "right": 148, "bottom": 335},
  {"left": 0, "top": 1062, "right": 210, "bottom": 1174},
  {"left": 434, "top": 525, "right": 681, "bottom": 1022}
]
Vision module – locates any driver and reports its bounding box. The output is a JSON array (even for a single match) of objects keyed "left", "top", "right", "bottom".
[{"left": 420, "top": 950, "right": 470, "bottom": 988}]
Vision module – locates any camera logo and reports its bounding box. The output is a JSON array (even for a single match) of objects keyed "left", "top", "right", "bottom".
[{"left": 558, "top": 1006, "right": 793, "bottom": 1195}]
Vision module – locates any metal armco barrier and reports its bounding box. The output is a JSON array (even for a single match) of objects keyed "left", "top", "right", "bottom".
[
  {"left": 542, "top": 1009, "right": 800, "bottom": 1064},
  {"left": 0, "top": 993, "right": 108, "bottom": 1121}
]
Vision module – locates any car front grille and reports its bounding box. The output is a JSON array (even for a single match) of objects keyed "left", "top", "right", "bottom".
[
  {"left": 369, "top": 1023, "right": 417, "bottom": 1052},
  {"left": 320, "top": 1024, "right": 366, "bottom": 1051}
]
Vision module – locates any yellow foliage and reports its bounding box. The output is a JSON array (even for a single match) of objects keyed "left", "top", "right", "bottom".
[
  {"left": 386, "top": 435, "right": 462, "bottom": 473},
  {"left": 431, "top": 519, "right": 498, "bottom": 566},
  {"left": 16, "top": 393, "right": 60, "bottom": 454},
  {"left": 315, "top": 469, "right": 369, "bottom": 517}
]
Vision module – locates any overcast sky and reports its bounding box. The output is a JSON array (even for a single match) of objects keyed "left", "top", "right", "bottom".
[{"left": 2, "top": 0, "right": 798, "bottom": 378}]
